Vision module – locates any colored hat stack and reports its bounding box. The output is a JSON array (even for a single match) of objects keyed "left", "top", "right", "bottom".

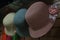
[
  {"left": 13, "top": 8, "right": 29, "bottom": 37},
  {"left": 2, "top": 1, "right": 59, "bottom": 39}
]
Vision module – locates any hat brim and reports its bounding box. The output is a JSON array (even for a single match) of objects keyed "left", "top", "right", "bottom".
[
  {"left": 16, "top": 26, "right": 30, "bottom": 37},
  {"left": 4, "top": 28, "right": 15, "bottom": 36},
  {"left": 29, "top": 21, "right": 54, "bottom": 38}
]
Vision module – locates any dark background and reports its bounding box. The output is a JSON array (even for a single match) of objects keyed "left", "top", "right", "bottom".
[{"left": 0, "top": 0, "right": 13, "bottom": 8}]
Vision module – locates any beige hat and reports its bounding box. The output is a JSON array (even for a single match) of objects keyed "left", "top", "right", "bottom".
[
  {"left": 3, "top": 12, "right": 16, "bottom": 36},
  {"left": 25, "top": 2, "right": 56, "bottom": 38}
]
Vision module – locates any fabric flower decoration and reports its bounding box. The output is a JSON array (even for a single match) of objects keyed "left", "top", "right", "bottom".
[
  {"left": 49, "top": 4, "right": 59, "bottom": 22},
  {"left": 49, "top": 6, "right": 59, "bottom": 15}
]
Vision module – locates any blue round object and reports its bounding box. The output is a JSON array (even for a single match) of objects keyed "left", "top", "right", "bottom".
[{"left": 13, "top": 8, "right": 29, "bottom": 37}]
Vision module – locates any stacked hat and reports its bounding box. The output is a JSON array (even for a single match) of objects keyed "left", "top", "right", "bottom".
[
  {"left": 3, "top": 12, "right": 16, "bottom": 36},
  {"left": 14, "top": 8, "right": 29, "bottom": 37},
  {"left": 25, "top": 2, "right": 56, "bottom": 38},
  {"left": 6, "top": 35, "right": 12, "bottom": 40},
  {"left": 2, "top": 26, "right": 6, "bottom": 40},
  {"left": 12, "top": 33, "right": 19, "bottom": 40}
]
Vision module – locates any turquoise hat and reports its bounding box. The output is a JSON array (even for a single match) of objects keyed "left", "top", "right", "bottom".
[{"left": 14, "top": 8, "right": 29, "bottom": 37}]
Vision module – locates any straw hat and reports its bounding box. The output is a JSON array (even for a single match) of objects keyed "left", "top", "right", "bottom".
[{"left": 3, "top": 12, "right": 16, "bottom": 36}]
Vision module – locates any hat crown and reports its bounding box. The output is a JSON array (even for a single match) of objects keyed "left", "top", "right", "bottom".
[
  {"left": 25, "top": 2, "right": 50, "bottom": 30},
  {"left": 3, "top": 13, "right": 15, "bottom": 26}
]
